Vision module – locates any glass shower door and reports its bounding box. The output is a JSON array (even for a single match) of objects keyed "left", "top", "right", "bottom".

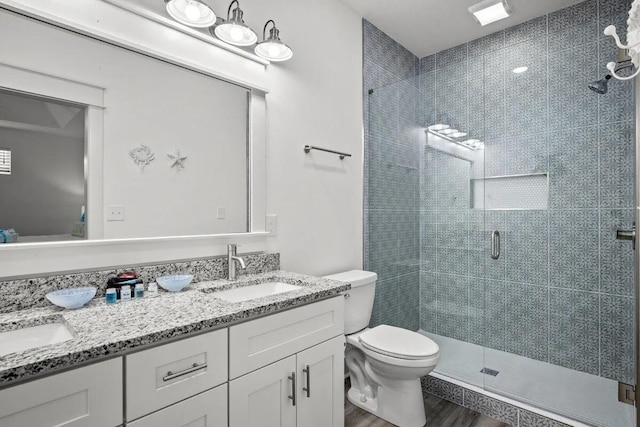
[
  {"left": 365, "top": 76, "right": 422, "bottom": 333},
  {"left": 480, "top": 19, "right": 637, "bottom": 427},
  {"left": 415, "top": 58, "right": 487, "bottom": 389}
]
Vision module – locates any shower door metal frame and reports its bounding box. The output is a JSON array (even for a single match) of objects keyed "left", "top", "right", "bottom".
[{"left": 635, "top": 82, "right": 640, "bottom": 427}]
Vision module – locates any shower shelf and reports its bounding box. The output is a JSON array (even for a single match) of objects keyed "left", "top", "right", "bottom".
[{"left": 471, "top": 172, "right": 549, "bottom": 210}]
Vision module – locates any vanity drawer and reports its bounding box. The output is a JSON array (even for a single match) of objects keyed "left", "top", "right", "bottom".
[
  {"left": 229, "top": 296, "right": 344, "bottom": 379},
  {"left": 127, "top": 383, "right": 227, "bottom": 427},
  {"left": 126, "top": 328, "right": 227, "bottom": 421},
  {"left": 0, "top": 358, "right": 122, "bottom": 427}
]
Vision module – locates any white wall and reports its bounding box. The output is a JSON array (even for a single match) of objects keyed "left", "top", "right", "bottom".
[
  {"left": 0, "top": 0, "right": 363, "bottom": 278},
  {"left": 247, "top": 0, "right": 364, "bottom": 276}
]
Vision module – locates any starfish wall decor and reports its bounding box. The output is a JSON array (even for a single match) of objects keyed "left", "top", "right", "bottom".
[{"left": 167, "top": 150, "right": 188, "bottom": 170}]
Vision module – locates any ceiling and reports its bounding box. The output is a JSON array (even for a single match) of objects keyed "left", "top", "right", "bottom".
[{"left": 338, "top": 0, "right": 586, "bottom": 58}]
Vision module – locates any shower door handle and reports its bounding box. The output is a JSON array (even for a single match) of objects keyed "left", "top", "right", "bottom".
[
  {"left": 491, "top": 231, "right": 500, "bottom": 260},
  {"left": 616, "top": 223, "right": 636, "bottom": 250}
]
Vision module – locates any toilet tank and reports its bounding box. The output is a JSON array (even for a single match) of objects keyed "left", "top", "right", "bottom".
[{"left": 323, "top": 270, "right": 377, "bottom": 334}]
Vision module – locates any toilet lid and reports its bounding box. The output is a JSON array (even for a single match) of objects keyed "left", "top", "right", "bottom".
[{"left": 359, "top": 325, "right": 439, "bottom": 360}]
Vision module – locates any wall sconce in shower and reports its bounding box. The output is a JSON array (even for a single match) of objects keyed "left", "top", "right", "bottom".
[
  {"left": 427, "top": 124, "right": 483, "bottom": 150},
  {"left": 255, "top": 20, "right": 293, "bottom": 62},
  {"left": 164, "top": 0, "right": 217, "bottom": 28},
  {"left": 468, "top": 0, "right": 511, "bottom": 26},
  {"left": 212, "top": 1, "right": 257, "bottom": 46}
]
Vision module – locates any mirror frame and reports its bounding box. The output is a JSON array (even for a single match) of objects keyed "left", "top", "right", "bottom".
[{"left": 0, "top": 1, "right": 270, "bottom": 279}]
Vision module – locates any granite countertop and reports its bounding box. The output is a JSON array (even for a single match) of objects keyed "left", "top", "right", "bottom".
[{"left": 0, "top": 270, "right": 350, "bottom": 387}]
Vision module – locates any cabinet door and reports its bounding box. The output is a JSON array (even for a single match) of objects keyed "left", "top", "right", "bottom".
[
  {"left": 296, "top": 336, "right": 345, "bottom": 427},
  {"left": 0, "top": 358, "right": 122, "bottom": 427},
  {"left": 127, "top": 384, "right": 227, "bottom": 427},
  {"left": 229, "top": 356, "right": 296, "bottom": 427}
]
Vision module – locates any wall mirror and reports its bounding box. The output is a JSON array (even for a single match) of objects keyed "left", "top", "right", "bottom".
[{"left": 0, "top": 7, "right": 252, "bottom": 245}]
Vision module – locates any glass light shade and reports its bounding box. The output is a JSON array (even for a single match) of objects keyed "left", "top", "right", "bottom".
[
  {"left": 255, "top": 40, "right": 293, "bottom": 62},
  {"left": 165, "top": 0, "right": 216, "bottom": 28},
  {"left": 440, "top": 128, "right": 459, "bottom": 135},
  {"left": 451, "top": 131, "right": 467, "bottom": 138},
  {"left": 215, "top": 22, "right": 257, "bottom": 46},
  {"left": 428, "top": 124, "right": 450, "bottom": 131}
]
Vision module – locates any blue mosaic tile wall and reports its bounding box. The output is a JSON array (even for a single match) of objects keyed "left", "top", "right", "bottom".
[
  {"left": 418, "top": 0, "right": 636, "bottom": 383},
  {"left": 363, "top": 20, "right": 420, "bottom": 331}
]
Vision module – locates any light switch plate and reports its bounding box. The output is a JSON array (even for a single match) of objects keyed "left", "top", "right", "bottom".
[
  {"left": 107, "top": 205, "right": 125, "bottom": 221},
  {"left": 217, "top": 207, "right": 226, "bottom": 219},
  {"left": 266, "top": 214, "right": 277, "bottom": 235}
]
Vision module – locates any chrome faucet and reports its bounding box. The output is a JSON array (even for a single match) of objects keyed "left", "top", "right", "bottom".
[{"left": 227, "top": 244, "right": 246, "bottom": 280}]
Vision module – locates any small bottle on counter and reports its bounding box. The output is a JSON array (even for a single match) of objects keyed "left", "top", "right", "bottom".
[
  {"left": 105, "top": 288, "right": 117, "bottom": 304},
  {"left": 121, "top": 285, "right": 132, "bottom": 301},
  {"left": 147, "top": 282, "right": 159, "bottom": 298},
  {"left": 134, "top": 283, "right": 144, "bottom": 298}
]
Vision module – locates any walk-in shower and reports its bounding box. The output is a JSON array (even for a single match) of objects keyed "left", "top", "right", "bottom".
[{"left": 364, "top": 1, "right": 637, "bottom": 426}]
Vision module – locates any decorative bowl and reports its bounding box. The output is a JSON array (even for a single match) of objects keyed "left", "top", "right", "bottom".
[
  {"left": 46, "top": 286, "right": 97, "bottom": 309},
  {"left": 156, "top": 274, "right": 193, "bottom": 292}
]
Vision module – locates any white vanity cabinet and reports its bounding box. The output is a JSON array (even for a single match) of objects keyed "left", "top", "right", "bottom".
[
  {"left": 228, "top": 297, "right": 345, "bottom": 427},
  {"left": 0, "top": 358, "right": 123, "bottom": 427},
  {"left": 0, "top": 294, "right": 345, "bottom": 427}
]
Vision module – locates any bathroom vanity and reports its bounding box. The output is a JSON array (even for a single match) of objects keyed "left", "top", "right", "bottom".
[{"left": 0, "top": 271, "right": 349, "bottom": 427}]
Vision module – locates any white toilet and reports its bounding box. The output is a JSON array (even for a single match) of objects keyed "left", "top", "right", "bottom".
[{"left": 324, "top": 270, "right": 440, "bottom": 427}]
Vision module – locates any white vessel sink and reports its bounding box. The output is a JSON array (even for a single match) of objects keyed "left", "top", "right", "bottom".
[
  {"left": 0, "top": 322, "right": 74, "bottom": 356},
  {"left": 211, "top": 282, "right": 302, "bottom": 303}
]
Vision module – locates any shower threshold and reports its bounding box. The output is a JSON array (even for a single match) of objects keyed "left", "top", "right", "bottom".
[{"left": 419, "top": 330, "right": 635, "bottom": 427}]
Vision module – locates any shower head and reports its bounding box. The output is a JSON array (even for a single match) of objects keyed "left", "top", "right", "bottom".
[{"left": 588, "top": 74, "right": 612, "bottom": 94}]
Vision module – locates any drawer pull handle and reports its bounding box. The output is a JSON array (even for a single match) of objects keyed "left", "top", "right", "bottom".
[
  {"left": 288, "top": 372, "right": 296, "bottom": 406},
  {"left": 163, "top": 362, "right": 207, "bottom": 382},
  {"left": 303, "top": 365, "right": 311, "bottom": 397}
]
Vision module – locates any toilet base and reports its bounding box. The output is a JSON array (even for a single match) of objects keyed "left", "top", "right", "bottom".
[{"left": 347, "top": 378, "right": 426, "bottom": 427}]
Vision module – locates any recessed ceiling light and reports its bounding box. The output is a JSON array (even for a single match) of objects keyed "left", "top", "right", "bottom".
[
  {"left": 468, "top": 0, "right": 511, "bottom": 26},
  {"left": 512, "top": 66, "right": 528, "bottom": 74}
]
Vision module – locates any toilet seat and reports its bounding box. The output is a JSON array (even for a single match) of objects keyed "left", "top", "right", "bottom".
[{"left": 359, "top": 325, "right": 439, "bottom": 360}]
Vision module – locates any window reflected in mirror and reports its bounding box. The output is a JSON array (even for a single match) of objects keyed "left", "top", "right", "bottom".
[{"left": 0, "top": 89, "right": 86, "bottom": 243}]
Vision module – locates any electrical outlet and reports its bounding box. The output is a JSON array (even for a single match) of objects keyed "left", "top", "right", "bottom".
[
  {"left": 107, "top": 205, "right": 125, "bottom": 221},
  {"left": 266, "top": 214, "right": 277, "bottom": 235},
  {"left": 217, "top": 207, "right": 226, "bottom": 220}
]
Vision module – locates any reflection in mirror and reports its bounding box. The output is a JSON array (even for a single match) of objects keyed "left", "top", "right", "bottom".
[
  {"left": 0, "top": 8, "right": 252, "bottom": 245},
  {"left": 0, "top": 90, "right": 86, "bottom": 243}
]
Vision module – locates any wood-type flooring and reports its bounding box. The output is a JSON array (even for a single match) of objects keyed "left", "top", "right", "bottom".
[{"left": 344, "top": 380, "right": 510, "bottom": 427}]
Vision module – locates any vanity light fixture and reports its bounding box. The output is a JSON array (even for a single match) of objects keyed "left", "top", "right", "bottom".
[
  {"left": 427, "top": 125, "right": 483, "bottom": 151},
  {"left": 165, "top": 0, "right": 216, "bottom": 28},
  {"left": 213, "top": 1, "right": 257, "bottom": 46},
  {"left": 468, "top": 0, "right": 511, "bottom": 26},
  {"left": 254, "top": 20, "right": 293, "bottom": 62}
]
